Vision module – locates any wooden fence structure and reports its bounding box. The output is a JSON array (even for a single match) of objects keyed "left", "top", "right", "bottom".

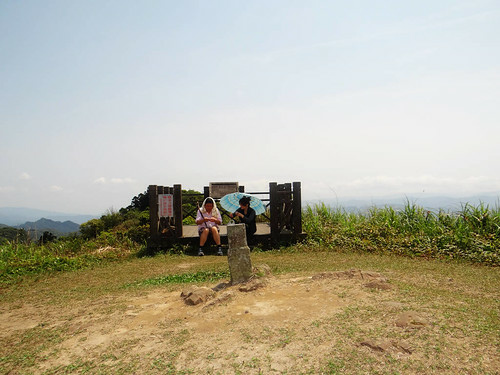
[{"left": 147, "top": 182, "right": 305, "bottom": 251}]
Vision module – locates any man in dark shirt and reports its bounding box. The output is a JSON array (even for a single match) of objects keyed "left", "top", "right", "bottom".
[{"left": 230, "top": 196, "right": 257, "bottom": 244}]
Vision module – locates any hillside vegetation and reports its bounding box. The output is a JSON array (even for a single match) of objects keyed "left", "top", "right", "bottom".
[
  {"left": 1, "top": 192, "right": 499, "bottom": 285},
  {"left": 303, "top": 201, "right": 500, "bottom": 266}
]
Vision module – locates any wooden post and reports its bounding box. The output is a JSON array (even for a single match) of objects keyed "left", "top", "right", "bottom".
[
  {"left": 148, "top": 185, "right": 158, "bottom": 238},
  {"left": 168, "top": 186, "right": 174, "bottom": 229},
  {"left": 283, "top": 183, "right": 291, "bottom": 230},
  {"left": 292, "top": 181, "right": 302, "bottom": 235},
  {"left": 174, "top": 184, "right": 183, "bottom": 237},
  {"left": 269, "top": 182, "right": 279, "bottom": 245},
  {"left": 239, "top": 185, "right": 245, "bottom": 193},
  {"left": 204, "top": 186, "right": 209, "bottom": 199}
]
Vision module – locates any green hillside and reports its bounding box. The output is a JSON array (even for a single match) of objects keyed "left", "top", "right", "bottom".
[{"left": 0, "top": 226, "right": 28, "bottom": 244}]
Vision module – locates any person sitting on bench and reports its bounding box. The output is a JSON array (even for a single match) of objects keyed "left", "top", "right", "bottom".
[
  {"left": 229, "top": 196, "right": 257, "bottom": 245},
  {"left": 196, "top": 197, "right": 223, "bottom": 256}
]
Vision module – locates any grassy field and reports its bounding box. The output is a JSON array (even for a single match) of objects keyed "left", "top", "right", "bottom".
[
  {"left": 1, "top": 202, "right": 499, "bottom": 373},
  {"left": 1, "top": 249, "right": 499, "bottom": 374}
]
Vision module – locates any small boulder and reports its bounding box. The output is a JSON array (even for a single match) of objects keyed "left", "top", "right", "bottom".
[
  {"left": 239, "top": 278, "right": 267, "bottom": 292},
  {"left": 181, "top": 287, "right": 215, "bottom": 306},
  {"left": 202, "top": 291, "right": 235, "bottom": 311},
  {"left": 360, "top": 339, "right": 412, "bottom": 354},
  {"left": 394, "top": 340, "right": 413, "bottom": 354},
  {"left": 360, "top": 340, "right": 391, "bottom": 352},
  {"left": 395, "top": 311, "right": 428, "bottom": 328},
  {"left": 212, "top": 282, "right": 231, "bottom": 292},
  {"left": 253, "top": 263, "right": 272, "bottom": 277}
]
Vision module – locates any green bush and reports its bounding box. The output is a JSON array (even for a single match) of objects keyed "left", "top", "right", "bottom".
[
  {"left": 0, "top": 227, "right": 28, "bottom": 244},
  {"left": 80, "top": 219, "right": 104, "bottom": 239},
  {"left": 0, "top": 234, "right": 142, "bottom": 284},
  {"left": 303, "top": 201, "right": 500, "bottom": 265},
  {"left": 79, "top": 208, "right": 149, "bottom": 243}
]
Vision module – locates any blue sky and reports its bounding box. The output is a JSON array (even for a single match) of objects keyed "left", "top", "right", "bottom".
[{"left": 1, "top": 0, "right": 499, "bottom": 214}]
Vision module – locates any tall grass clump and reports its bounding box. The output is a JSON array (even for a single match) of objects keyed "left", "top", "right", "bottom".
[
  {"left": 0, "top": 233, "right": 142, "bottom": 284},
  {"left": 303, "top": 201, "right": 499, "bottom": 265}
]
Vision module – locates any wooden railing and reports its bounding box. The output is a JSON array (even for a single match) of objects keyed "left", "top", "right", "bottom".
[{"left": 147, "top": 182, "right": 303, "bottom": 248}]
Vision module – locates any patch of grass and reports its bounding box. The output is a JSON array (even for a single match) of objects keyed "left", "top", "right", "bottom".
[
  {"left": 0, "top": 324, "right": 67, "bottom": 372},
  {"left": 123, "top": 270, "right": 230, "bottom": 288},
  {"left": 275, "top": 327, "right": 295, "bottom": 348},
  {"left": 0, "top": 234, "right": 142, "bottom": 285}
]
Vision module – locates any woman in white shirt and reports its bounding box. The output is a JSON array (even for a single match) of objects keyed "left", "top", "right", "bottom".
[{"left": 196, "top": 197, "right": 223, "bottom": 256}]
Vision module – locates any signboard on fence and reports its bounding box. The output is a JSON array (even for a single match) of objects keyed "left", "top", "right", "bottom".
[
  {"left": 209, "top": 182, "right": 239, "bottom": 199},
  {"left": 158, "top": 194, "right": 174, "bottom": 217}
]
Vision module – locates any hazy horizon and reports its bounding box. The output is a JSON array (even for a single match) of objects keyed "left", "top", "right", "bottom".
[
  {"left": 2, "top": 1, "right": 499, "bottom": 214},
  {"left": 1, "top": 190, "right": 499, "bottom": 220}
]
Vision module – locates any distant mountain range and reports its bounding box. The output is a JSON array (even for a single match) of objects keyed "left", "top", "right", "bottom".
[
  {"left": 0, "top": 207, "right": 96, "bottom": 226},
  {"left": 0, "top": 218, "right": 81, "bottom": 241},
  {"left": 15, "top": 218, "right": 81, "bottom": 237}
]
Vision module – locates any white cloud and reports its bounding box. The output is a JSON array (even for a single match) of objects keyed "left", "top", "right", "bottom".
[
  {"left": 19, "top": 172, "right": 31, "bottom": 180},
  {"left": 94, "top": 177, "right": 136, "bottom": 185},
  {"left": 0, "top": 186, "right": 15, "bottom": 193},
  {"left": 49, "top": 185, "right": 63, "bottom": 192},
  {"left": 110, "top": 178, "right": 135, "bottom": 184},
  {"left": 94, "top": 177, "right": 107, "bottom": 184}
]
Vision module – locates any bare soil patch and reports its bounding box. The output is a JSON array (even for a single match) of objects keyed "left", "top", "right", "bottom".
[{"left": 1, "top": 256, "right": 499, "bottom": 374}]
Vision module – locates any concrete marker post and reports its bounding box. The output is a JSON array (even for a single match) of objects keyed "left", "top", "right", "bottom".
[{"left": 227, "top": 223, "right": 252, "bottom": 285}]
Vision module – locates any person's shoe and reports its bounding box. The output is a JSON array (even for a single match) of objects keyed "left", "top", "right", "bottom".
[
  {"left": 217, "top": 247, "right": 223, "bottom": 256},
  {"left": 198, "top": 249, "right": 205, "bottom": 256}
]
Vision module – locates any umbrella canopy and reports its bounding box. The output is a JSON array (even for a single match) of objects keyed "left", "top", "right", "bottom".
[{"left": 219, "top": 192, "right": 266, "bottom": 215}]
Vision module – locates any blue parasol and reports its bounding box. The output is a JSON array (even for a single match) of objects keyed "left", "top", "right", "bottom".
[{"left": 219, "top": 192, "right": 266, "bottom": 215}]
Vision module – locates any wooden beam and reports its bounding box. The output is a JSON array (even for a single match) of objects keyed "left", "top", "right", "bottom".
[
  {"left": 283, "top": 183, "right": 292, "bottom": 231},
  {"left": 148, "top": 185, "right": 158, "bottom": 238},
  {"left": 269, "top": 182, "right": 279, "bottom": 245},
  {"left": 174, "top": 184, "right": 183, "bottom": 237},
  {"left": 292, "top": 181, "right": 302, "bottom": 235}
]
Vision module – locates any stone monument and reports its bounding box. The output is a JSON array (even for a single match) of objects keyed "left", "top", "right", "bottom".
[{"left": 227, "top": 223, "right": 252, "bottom": 284}]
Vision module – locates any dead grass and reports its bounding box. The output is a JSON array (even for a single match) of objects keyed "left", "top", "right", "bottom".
[{"left": 1, "top": 250, "right": 499, "bottom": 374}]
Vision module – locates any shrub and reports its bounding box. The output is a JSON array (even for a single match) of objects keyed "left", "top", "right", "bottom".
[{"left": 303, "top": 202, "right": 499, "bottom": 265}]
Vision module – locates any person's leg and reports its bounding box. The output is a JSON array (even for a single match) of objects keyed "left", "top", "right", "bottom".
[
  {"left": 211, "top": 227, "right": 223, "bottom": 255},
  {"left": 246, "top": 233, "right": 253, "bottom": 246},
  {"left": 246, "top": 226, "right": 256, "bottom": 247},
  {"left": 200, "top": 228, "right": 209, "bottom": 246},
  {"left": 210, "top": 226, "right": 221, "bottom": 245},
  {"left": 199, "top": 228, "right": 209, "bottom": 256}
]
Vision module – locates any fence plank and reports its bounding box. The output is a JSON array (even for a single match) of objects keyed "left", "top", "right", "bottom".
[
  {"left": 148, "top": 185, "right": 158, "bottom": 237},
  {"left": 269, "top": 182, "right": 279, "bottom": 244},
  {"left": 174, "top": 184, "right": 183, "bottom": 237},
  {"left": 292, "top": 181, "right": 302, "bottom": 235}
]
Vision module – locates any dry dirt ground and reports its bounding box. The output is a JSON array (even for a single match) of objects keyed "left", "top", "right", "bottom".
[{"left": 1, "top": 264, "right": 498, "bottom": 374}]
